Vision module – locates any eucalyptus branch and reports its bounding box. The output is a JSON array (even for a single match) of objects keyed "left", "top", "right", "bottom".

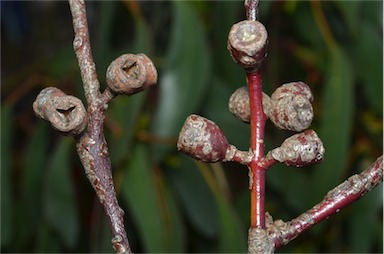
[
  {"left": 244, "top": 0, "right": 260, "bottom": 21},
  {"left": 176, "top": 1, "right": 382, "bottom": 253},
  {"left": 33, "top": 0, "right": 156, "bottom": 253},
  {"left": 68, "top": 0, "right": 130, "bottom": 253},
  {"left": 68, "top": 0, "right": 101, "bottom": 104},
  {"left": 268, "top": 155, "right": 383, "bottom": 250}
]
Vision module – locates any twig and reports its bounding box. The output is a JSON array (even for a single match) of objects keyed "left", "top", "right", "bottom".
[
  {"left": 247, "top": 71, "right": 267, "bottom": 228},
  {"left": 68, "top": 0, "right": 130, "bottom": 253},
  {"left": 244, "top": 0, "right": 260, "bottom": 21},
  {"left": 269, "top": 155, "right": 383, "bottom": 250}
]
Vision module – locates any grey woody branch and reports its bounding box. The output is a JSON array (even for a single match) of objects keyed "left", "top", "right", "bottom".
[
  {"left": 68, "top": 0, "right": 131, "bottom": 253},
  {"left": 33, "top": 0, "right": 157, "bottom": 252},
  {"left": 68, "top": 0, "right": 101, "bottom": 104}
]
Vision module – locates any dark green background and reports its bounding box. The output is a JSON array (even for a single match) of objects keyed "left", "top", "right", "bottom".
[{"left": 1, "top": 1, "right": 382, "bottom": 253}]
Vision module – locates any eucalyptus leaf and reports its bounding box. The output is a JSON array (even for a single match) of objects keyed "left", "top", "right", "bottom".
[
  {"left": 108, "top": 93, "right": 146, "bottom": 165},
  {"left": 151, "top": 1, "right": 211, "bottom": 161},
  {"left": 353, "top": 21, "right": 383, "bottom": 114},
  {"left": 44, "top": 138, "right": 79, "bottom": 249},
  {"left": 35, "top": 223, "right": 62, "bottom": 252},
  {"left": 334, "top": 1, "right": 361, "bottom": 35},
  {"left": 121, "top": 144, "right": 166, "bottom": 252},
  {"left": 204, "top": 78, "right": 250, "bottom": 150},
  {"left": 16, "top": 122, "right": 49, "bottom": 247},
  {"left": 348, "top": 184, "right": 382, "bottom": 252},
  {"left": 311, "top": 47, "right": 354, "bottom": 204},
  {"left": 211, "top": 1, "right": 244, "bottom": 88},
  {"left": 166, "top": 155, "right": 218, "bottom": 239},
  {"left": 217, "top": 198, "right": 247, "bottom": 252},
  {"left": 157, "top": 175, "right": 186, "bottom": 252}
]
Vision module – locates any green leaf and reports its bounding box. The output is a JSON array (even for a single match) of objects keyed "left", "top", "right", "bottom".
[
  {"left": 217, "top": 197, "right": 247, "bottom": 252},
  {"left": 266, "top": 164, "right": 312, "bottom": 213},
  {"left": 16, "top": 122, "right": 49, "bottom": 247},
  {"left": 292, "top": 2, "right": 324, "bottom": 49},
  {"left": 44, "top": 138, "right": 79, "bottom": 249},
  {"left": 108, "top": 93, "right": 146, "bottom": 165},
  {"left": 158, "top": 176, "right": 186, "bottom": 252},
  {"left": 211, "top": 1, "right": 244, "bottom": 88},
  {"left": 353, "top": 20, "right": 383, "bottom": 114},
  {"left": 348, "top": 184, "right": 382, "bottom": 252},
  {"left": 334, "top": 1, "right": 361, "bottom": 35},
  {"left": 311, "top": 47, "right": 354, "bottom": 204},
  {"left": 121, "top": 144, "right": 166, "bottom": 252},
  {"left": 49, "top": 46, "right": 77, "bottom": 79},
  {"left": 94, "top": 1, "right": 117, "bottom": 75},
  {"left": 1, "top": 105, "right": 13, "bottom": 247},
  {"left": 151, "top": 1, "right": 211, "bottom": 161},
  {"left": 131, "top": 16, "right": 152, "bottom": 54},
  {"left": 166, "top": 155, "right": 218, "bottom": 239},
  {"left": 195, "top": 162, "right": 246, "bottom": 252},
  {"left": 204, "top": 78, "right": 250, "bottom": 150},
  {"left": 35, "top": 223, "right": 62, "bottom": 253}
]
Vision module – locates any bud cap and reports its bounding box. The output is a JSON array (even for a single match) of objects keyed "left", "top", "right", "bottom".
[{"left": 177, "top": 114, "right": 230, "bottom": 162}]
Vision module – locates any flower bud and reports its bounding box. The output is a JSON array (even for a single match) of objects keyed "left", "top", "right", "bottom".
[
  {"left": 106, "top": 53, "right": 157, "bottom": 95},
  {"left": 228, "top": 86, "right": 271, "bottom": 123},
  {"left": 33, "top": 87, "right": 87, "bottom": 136},
  {"left": 228, "top": 20, "right": 268, "bottom": 70},
  {"left": 177, "top": 114, "right": 230, "bottom": 162},
  {"left": 269, "top": 82, "right": 314, "bottom": 131},
  {"left": 270, "top": 129, "right": 324, "bottom": 167}
]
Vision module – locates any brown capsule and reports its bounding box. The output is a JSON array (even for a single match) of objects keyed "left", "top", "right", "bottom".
[
  {"left": 106, "top": 53, "right": 157, "bottom": 95},
  {"left": 269, "top": 82, "right": 314, "bottom": 131},
  {"left": 228, "top": 20, "right": 268, "bottom": 70},
  {"left": 177, "top": 114, "right": 230, "bottom": 163},
  {"left": 33, "top": 87, "right": 87, "bottom": 136},
  {"left": 270, "top": 129, "right": 325, "bottom": 167},
  {"left": 228, "top": 86, "right": 271, "bottom": 123}
]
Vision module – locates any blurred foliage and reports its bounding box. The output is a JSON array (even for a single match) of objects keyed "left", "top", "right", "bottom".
[{"left": 1, "top": 1, "right": 382, "bottom": 253}]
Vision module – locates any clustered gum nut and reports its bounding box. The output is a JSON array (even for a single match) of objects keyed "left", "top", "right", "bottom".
[
  {"left": 33, "top": 87, "right": 87, "bottom": 136},
  {"left": 270, "top": 129, "right": 325, "bottom": 167},
  {"left": 177, "top": 114, "right": 230, "bottom": 163},
  {"left": 269, "top": 82, "right": 314, "bottom": 131},
  {"left": 228, "top": 86, "right": 271, "bottom": 122},
  {"left": 106, "top": 53, "right": 157, "bottom": 95},
  {"left": 228, "top": 20, "right": 268, "bottom": 70}
]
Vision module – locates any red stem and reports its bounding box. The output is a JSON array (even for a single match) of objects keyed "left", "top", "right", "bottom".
[
  {"left": 247, "top": 70, "right": 267, "bottom": 228},
  {"left": 270, "top": 155, "right": 383, "bottom": 249}
]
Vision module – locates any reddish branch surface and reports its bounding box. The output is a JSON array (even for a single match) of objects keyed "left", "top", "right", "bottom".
[
  {"left": 269, "top": 155, "right": 383, "bottom": 249},
  {"left": 68, "top": 0, "right": 130, "bottom": 253},
  {"left": 178, "top": 0, "right": 382, "bottom": 253},
  {"left": 247, "top": 71, "right": 267, "bottom": 228}
]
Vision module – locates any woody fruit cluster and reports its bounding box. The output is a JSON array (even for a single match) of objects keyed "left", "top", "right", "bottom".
[
  {"left": 178, "top": 19, "right": 324, "bottom": 168},
  {"left": 177, "top": 17, "right": 325, "bottom": 254}
]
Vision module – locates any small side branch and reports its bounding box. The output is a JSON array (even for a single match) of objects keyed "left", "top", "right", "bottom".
[
  {"left": 244, "top": 0, "right": 260, "bottom": 21},
  {"left": 270, "top": 155, "right": 383, "bottom": 249},
  {"left": 69, "top": 0, "right": 100, "bottom": 104}
]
